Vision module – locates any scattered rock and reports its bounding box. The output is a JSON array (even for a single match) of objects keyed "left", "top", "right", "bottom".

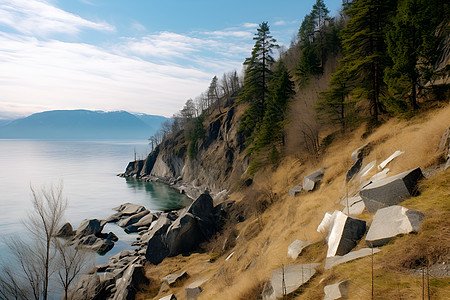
[
  {"left": 78, "top": 235, "right": 115, "bottom": 254},
  {"left": 360, "top": 168, "right": 424, "bottom": 213},
  {"left": 113, "top": 203, "right": 146, "bottom": 216},
  {"left": 351, "top": 143, "right": 369, "bottom": 163},
  {"left": 185, "top": 278, "right": 209, "bottom": 300},
  {"left": 106, "top": 232, "right": 119, "bottom": 242},
  {"left": 76, "top": 219, "right": 104, "bottom": 237},
  {"left": 378, "top": 150, "right": 404, "bottom": 170},
  {"left": 161, "top": 270, "right": 189, "bottom": 286},
  {"left": 287, "top": 240, "right": 312, "bottom": 260},
  {"left": 159, "top": 294, "right": 177, "bottom": 300},
  {"left": 56, "top": 222, "right": 75, "bottom": 238},
  {"left": 340, "top": 195, "right": 365, "bottom": 216},
  {"left": 366, "top": 205, "right": 424, "bottom": 247},
  {"left": 289, "top": 186, "right": 302, "bottom": 197},
  {"left": 166, "top": 213, "right": 204, "bottom": 257},
  {"left": 303, "top": 169, "right": 325, "bottom": 191},
  {"left": 327, "top": 211, "right": 366, "bottom": 257},
  {"left": 262, "top": 263, "right": 320, "bottom": 300},
  {"left": 346, "top": 157, "right": 363, "bottom": 182},
  {"left": 324, "top": 280, "right": 349, "bottom": 300},
  {"left": 112, "top": 264, "right": 148, "bottom": 300},
  {"left": 118, "top": 210, "right": 150, "bottom": 227},
  {"left": 325, "top": 248, "right": 381, "bottom": 270}
]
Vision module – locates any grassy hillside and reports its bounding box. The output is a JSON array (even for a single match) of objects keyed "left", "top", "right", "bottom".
[{"left": 136, "top": 102, "right": 449, "bottom": 299}]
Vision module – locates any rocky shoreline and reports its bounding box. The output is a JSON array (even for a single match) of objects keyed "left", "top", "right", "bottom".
[{"left": 65, "top": 192, "right": 231, "bottom": 300}]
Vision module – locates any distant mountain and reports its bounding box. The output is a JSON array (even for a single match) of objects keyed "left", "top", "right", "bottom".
[{"left": 0, "top": 110, "right": 168, "bottom": 140}]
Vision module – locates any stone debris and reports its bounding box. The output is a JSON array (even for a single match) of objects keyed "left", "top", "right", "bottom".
[
  {"left": 289, "top": 185, "right": 302, "bottom": 197},
  {"left": 262, "top": 263, "right": 320, "bottom": 300},
  {"left": 161, "top": 270, "right": 189, "bottom": 286},
  {"left": 185, "top": 277, "right": 209, "bottom": 300},
  {"left": 360, "top": 167, "right": 424, "bottom": 213},
  {"left": 324, "top": 280, "right": 349, "bottom": 300},
  {"left": 351, "top": 143, "right": 369, "bottom": 163},
  {"left": 358, "top": 160, "right": 376, "bottom": 182},
  {"left": 303, "top": 169, "right": 325, "bottom": 191},
  {"left": 346, "top": 157, "right": 363, "bottom": 182},
  {"left": 317, "top": 212, "right": 334, "bottom": 234},
  {"left": 366, "top": 205, "right": 424, "bottom": 247},
  {"left": 378, "top": 150, "right": 404, "bottom": 170},
  {"left": 368, "top": 168, "right": 390, "bottom": 183},
  {"left": 325, "top": 248, "right": 381, "bottom": 270},
  {"left": 340, "top": 195, "right": 365, "bottom": 216},
  {"left": 159, "top": 294, "right": 177, "bottom": 300},
  {"left": 287, "top": 240, "right": 312, "bottom": 260},
  {"left": 326, "top": 211, "right": 366, "bottom": 257}
]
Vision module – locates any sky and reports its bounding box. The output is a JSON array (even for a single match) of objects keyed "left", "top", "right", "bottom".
[{"left": 0, "top": 0, "right": 343, "bottom": 119}]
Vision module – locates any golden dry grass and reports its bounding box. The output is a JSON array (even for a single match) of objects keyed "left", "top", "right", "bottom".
[{"left": 137, "top": 104, "right": 450, "bottom": 300}]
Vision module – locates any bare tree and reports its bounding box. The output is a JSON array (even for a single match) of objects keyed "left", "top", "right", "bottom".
[{"left": 0, "top": 183, "right": 90, "bottom": 300}]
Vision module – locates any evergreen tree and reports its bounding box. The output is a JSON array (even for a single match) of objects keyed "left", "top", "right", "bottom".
[
  {"left": 254, "top": 61, "right": 295, "bottom": 151},
  {"left": 239, "top": 22, "right": 278, "bottom": 140},
  {"left": 339, "top": 0, "right": 396, "bottom": 122},
  {"left": 385, "top": 0, "right": 447, "bottom": 111}
]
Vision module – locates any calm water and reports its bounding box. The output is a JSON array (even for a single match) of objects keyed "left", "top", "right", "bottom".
[{"left": 0, "top": 139, "right": 190, "bottom": 264}]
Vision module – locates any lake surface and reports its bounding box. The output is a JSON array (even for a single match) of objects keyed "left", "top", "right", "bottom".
[{"left": 0, "top": 139, "right": 190, "bottom": 264}]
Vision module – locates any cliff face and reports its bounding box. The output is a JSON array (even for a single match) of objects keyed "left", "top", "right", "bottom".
[{"left": 122, "top": 105, "right": 249, "bottom": 200}]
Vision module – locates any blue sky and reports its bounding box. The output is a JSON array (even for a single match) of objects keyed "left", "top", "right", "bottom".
[{"left": 0, "top": 0, "right": 342, "bottom": 118}]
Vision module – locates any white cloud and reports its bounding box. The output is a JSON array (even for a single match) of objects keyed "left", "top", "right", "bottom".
[
  {"left": 273, "top": 20, "right": 287, "bottom": 26},
  {"left": 242, "top": 22, "right": 258, "bottom": 28},
  {"left": 205, "top": 30, "right": 252, "bottom": 39},
  {"left": 0, "top": 0, "right": 115, "bottom": 36}
]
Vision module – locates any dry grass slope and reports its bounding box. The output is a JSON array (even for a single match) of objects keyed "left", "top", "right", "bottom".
[{"left": 138, "top": 104, "right": 450, "bottom": 300}]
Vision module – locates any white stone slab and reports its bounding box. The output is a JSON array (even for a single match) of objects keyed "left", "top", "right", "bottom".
[
  {"left": 287, "top": 240, "right": 312, "bottom": 259},
  {"left": 325, "top": 248, "right": 381, "bottom": 270},
  {"left": 378, "top": 150, "right": 404, "bottom": 170}
]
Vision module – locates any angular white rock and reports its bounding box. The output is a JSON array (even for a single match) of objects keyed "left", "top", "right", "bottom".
[
  {"left": 378, "top": 150, "right": 404, "bottom": 170},
  {"left": 287, "top": 240, "right": 312, "bottom": 259},
  {"left": 325, "top": 248, "right": 381, "bottom": 270},
  {"left": 324, "top": 280, "right": 349, "bottom": 300}
]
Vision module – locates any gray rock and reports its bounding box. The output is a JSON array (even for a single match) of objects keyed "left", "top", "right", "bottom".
[
  {"left": 324, "top": 280, "right": 349, "bottom": 300},
  {"left": 76, "top": 219, "right": 104, "bottom": 237},
  {"left": 105, "top": 232, "right": 118, "bottom": 242},
  {"left": 70, "top": 273, "right": 111, "bottom": 300},
  {"left": 78, "top": 235, "right": 114, "bottom": 255},
  {"left": 113, "top": 203, "right": 146, "bottom": 216},
  {"left": 112, "top": 263, "right": 148, "bottom": 300},
  {"left": 166, "top": 213, "right": 203, "bottom": 256},
  {"left": 133, "top": 212, "right": 158, "bottom": 227},
  {"left": 262, "top": 263, "right": 320, "bottom": 300},
  {"left": 346, "top": 157, "right": 363, "bottom": 182},
  {"left": 360, "top": 168, "right": 424, "bottom": 213},
  {"left": 366, "top": 205, "right": 424, "bottom": 247},
  {"left": 185, "top": 278, "right": 209, "bottom": 300},
  {"left": 159, "top": 294, "right": 177, "bottom": 300},
  {"left": 303, "top": 169, "right": 324, "bottom": 191},
  {"left": 341, "top": 196, "right": 365, "bottom": 216},
  {"left": 118, "top": 210, "right": 150, "bottom": 227},
  {"left": 287, "top": 240, "right": 311, "bottom": 259},
  {"left": 161, "top": 270, "right": 189, "bottom": 286},
  {"left": 351, "top": 143, "right": 369, "bottom": 163},
  {"left": 144, "top": 226, "right": 170, "bottom": 265},
  {"left": 325, "top": 248, "right": 381, "bottom": 270},
  {"left": 56, "top": 222, "right": 75, "bottom": 238},
  {"left": 327, "top": 211, "right": 366, "bottom": 257},
  {"left": 141, "top": 214, "right": 173, "bottom": 244},
  {"left": 289, "top": 186, "right": 303, "bottom": 197}
]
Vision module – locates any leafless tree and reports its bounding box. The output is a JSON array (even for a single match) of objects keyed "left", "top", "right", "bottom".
[{"left": 0, "top": 183, "right": 90, "bottom": 300}]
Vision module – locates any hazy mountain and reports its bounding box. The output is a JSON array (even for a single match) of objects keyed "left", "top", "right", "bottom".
[{"left": 0, "top": 110, "right": 168, "bottom": 140}]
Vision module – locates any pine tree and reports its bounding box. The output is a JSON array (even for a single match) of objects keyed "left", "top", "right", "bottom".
[
  {"left": 339, "top": 0, "right": 396, "bottom": 123},
  {"left": 239, "top": 22, "right": 278, "bottom": 140},
  {"left": 254, "top": 61, "right": 295, "bottom": 151},
  {"left": 385, "top": 0, "right": 447, "bottom": 111}
]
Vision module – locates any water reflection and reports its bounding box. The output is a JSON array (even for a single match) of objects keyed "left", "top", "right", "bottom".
[{"left": 124, "top": 178, "right": 191, "bottom": 211}]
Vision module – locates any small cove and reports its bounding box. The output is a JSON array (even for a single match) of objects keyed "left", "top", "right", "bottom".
[{"left": 0, "top": 139, "right": 190, "bottom": 264}]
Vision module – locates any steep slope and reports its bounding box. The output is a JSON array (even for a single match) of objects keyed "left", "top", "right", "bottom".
[
  {"left": 135, "top": 103, "right": 449, "bottom": 300},
  {"left": 0, "top": 110, "right": 167, "bottom": 139}
]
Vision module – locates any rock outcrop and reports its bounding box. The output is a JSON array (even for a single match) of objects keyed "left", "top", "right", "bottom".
[{"left": 365, "top": 205, "right": 424, "bottom": 247}]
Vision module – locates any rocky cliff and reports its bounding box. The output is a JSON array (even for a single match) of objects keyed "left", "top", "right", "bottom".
[{"left": 121, "top": 105, "right": 250, "bottom": 200}]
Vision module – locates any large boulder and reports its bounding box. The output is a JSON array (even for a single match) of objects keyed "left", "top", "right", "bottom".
[
  {"left": 166, "top": 213, "right": 204, "bottom": 256},
  {"left": 360, "top": 168, "right": 423, "bottom": 213},
  {"left": 303, "top": 169, "right": 324, "bottom": 191},
  {"left": 141, "top": 214, "right": 173, "bottom": 244},
  {"left": 144, "top": 221, "right": 172, "bottom": 265},
  {"left": 366, "top": 205, "right": 424, "bottom": 247},
  {"left": 78, "top": 235, "right": 114, "bottom": 255},
  {"left": 324, "top": 281, "right": 349, "bottom": 300},
  {"left": 327, "top": 211, "right": 366, "bottom": 257},
  {"left": 262, "top": 263, "right": 320, "bottom": 300},
  {"left": 76, "top": 219, "right": 104, "bottom": 237},
  {"left": 118, "top": 210, "right": 150, "bottom": 227},
  {"left": 70, "top": 273, "right": 111, "bottom": 300},
  {"left": 113, "top": 203, "right": 146, "bottom": 216}
]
